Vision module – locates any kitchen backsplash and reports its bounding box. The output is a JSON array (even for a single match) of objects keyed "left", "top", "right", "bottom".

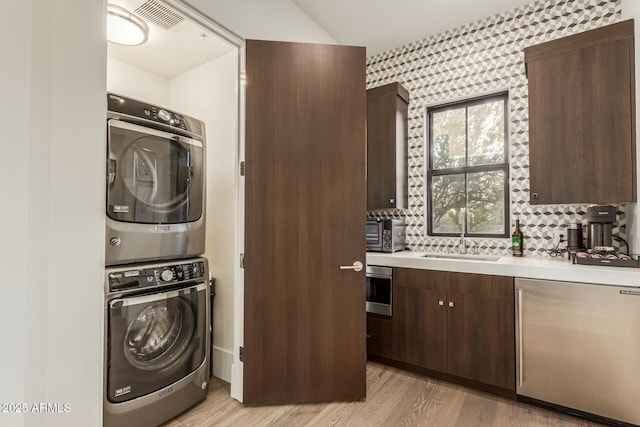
[{"left": 366, "top": 0, "right": 626, "bottom": 256}]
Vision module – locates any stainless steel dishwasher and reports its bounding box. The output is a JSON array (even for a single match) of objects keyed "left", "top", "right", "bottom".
[{"left": 515, "top": 278, "right": 640, "bottom": 425}]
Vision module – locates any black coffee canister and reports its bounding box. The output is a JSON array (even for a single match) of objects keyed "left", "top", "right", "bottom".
[{"left": 567, "top": 223, "right": 584, "bottom": 251}]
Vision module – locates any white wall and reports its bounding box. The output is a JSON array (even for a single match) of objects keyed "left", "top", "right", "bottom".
[
  {"left": 184, "top": 0, "right": 337, "bottom": 44},
  {"left": 0, "top": 3, "right": 31, "bottom": 424},
  {"left": 0, "top": 1, "right": 106, "bottom": 426},
  {"left": 622, "top": 2, "right": 640, "bottom": 254},
  {"left": 106, "top": 56, "right": 170, "bottom": 105},
  {"left": 169, "top": 50, "right": 239, "bottom": 382}
]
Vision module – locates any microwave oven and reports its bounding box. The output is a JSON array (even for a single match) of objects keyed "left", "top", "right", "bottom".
[{"left": 366, "top": 219, "right": 406, "bottom": 253}]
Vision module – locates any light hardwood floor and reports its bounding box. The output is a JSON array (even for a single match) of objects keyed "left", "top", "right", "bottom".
[{"left": 166, "top": 362, "right": 602, "bottom": 426}]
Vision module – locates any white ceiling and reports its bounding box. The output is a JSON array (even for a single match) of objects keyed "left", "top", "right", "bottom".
[
  {"left": 108, "top": 0, "right": 537, "bottom": 79},
  {"left": 107, "top": 0, "right": 235, "bottom": 79},
  {"left": 183, "top": 0, "right": 338, "bottom": 45},
  {"left": 292, "top": 0, "right": 536, "bottom": 55}
]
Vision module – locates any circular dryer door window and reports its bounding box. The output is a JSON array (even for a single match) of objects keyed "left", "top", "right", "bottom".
[
  {"left": 124, "top": 298, "right": 195, "bottom": 370},
  {"left": 122, "top": 137, "right": 191, "bottom": 212},
  {"left": 106, "top": 119, "right": 205, "bottom": 224}
]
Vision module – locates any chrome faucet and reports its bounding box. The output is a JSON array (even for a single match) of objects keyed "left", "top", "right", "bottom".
[{"left": 457, "top": 208, "right": 466, "bottom": 254}]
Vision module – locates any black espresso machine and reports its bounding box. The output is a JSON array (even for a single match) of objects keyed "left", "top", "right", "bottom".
[
  {"left": 586, "top": 205, "right": 616, "bottom": 251},
  {"left": 573, "top": 205, "right": 638, "bottom": 267}
]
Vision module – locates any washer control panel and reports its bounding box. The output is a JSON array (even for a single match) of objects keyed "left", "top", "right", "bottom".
[{"left": 107, "top": 259, "right": 206, "bottom": 292}]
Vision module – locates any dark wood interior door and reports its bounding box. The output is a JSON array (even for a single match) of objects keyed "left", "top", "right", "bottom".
[{"left": 244, "top": 40, "right": 366, "bottom": 405}]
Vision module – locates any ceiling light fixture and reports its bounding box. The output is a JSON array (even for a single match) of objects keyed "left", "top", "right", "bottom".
[{"left": 107, "top": 4, "right": 149, "bottom": 46}]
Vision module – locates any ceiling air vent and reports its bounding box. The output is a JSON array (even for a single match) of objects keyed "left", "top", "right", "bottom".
[{"left": 133, "top": 0, "right": 184, "bottom": 30}]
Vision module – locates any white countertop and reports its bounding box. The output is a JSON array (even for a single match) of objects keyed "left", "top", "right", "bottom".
[{"left": 366, "top": 251, "right": 640, "bottom": 288}]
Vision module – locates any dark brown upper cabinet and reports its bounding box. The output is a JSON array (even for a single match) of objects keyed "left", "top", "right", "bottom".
[
  {"left": 366, "top": 314, "right": 392, "bottom": 359},
  {"left": 366, "top": 82, "right": 409, "bottom": 210},
  {"left": 525, "top": 20, "right": 636, "bottom": 205}
]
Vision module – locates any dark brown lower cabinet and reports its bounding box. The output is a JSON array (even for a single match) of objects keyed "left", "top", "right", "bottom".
[
  {"left": 391, "top": 269, "right": 447, "bottom": 372},
  {"left": 366, "top": 315, "right": 392, "bottom": 359},
  {"left": 375, "top": 268, "right": 515, "bottom": 393},
  {"left": 446, "top": 274, "right": 515, "bottom": 390}
]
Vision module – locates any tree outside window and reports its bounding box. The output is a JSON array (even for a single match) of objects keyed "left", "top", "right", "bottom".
[{"left": 427, "top": 93, "right": 509, "bottom": 237}]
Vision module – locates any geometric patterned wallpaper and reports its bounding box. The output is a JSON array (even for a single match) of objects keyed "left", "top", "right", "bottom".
[{"left": 366, "top": 0, "right": 627, "bottom": 256}]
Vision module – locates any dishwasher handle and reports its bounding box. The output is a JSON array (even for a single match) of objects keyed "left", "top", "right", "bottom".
[{"left": 517, "top": 288, "right": 524, "bottom": 388}]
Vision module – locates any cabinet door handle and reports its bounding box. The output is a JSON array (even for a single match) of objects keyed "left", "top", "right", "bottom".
[
  {"left": 389, "top": 198, "right": 395, "bottom": 204},
  {"left": 366, "top": 334, "right": 371, "bottom": 339},
  {"left": 448, "top": 301, "right": 454, "bottom": 308},
  {"left": 438, "top": 300, "right": 444, "bottom": 306}
]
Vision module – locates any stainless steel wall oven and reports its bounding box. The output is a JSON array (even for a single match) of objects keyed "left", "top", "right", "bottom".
[
  {"left": 366, "top": 266, "right": 392, "bottom": 316},
  {"left": 106, "top": 93, "right": 206, "bottom": 265}
]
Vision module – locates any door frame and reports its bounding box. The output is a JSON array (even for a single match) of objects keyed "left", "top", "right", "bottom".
[
  {"left": 231, "top": 42, "right": 246, "bottom": 402},
  {"left": 166, "top": 0, "right": 246, "bottom": 402}
]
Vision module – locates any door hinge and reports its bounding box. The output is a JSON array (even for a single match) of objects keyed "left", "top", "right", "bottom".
[
  {"left": 239, "top": 346, "right": 244, "bottom": 362},
  {"left": 240, "top": 161, "right": 245, "bottom": 176},
  {"left": 240, "top": 253, "right": 244, "bottom": 269}
]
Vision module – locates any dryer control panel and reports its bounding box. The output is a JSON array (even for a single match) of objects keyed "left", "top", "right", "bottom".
[
  {"left": 107, "top": 259, "right": 207, "bottom": 293},
  {"left": 107, "top": 92, "right": 205, "bottom": 137}
]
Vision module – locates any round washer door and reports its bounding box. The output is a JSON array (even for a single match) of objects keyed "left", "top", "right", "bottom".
[
  {"left": 124, "top": 298, "right": 195, "bottom": 370},
  {"left": 107, "top": 283, "right": 207, "bottom": 404}
]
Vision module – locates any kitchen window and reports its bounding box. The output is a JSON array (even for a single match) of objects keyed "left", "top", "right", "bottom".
[{"left": 426, "top": 92, "right": 509, "bottom": 237}]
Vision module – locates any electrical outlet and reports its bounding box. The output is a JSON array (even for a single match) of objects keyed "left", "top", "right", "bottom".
[{"left": 553, "top": 230, "right": 566, "bottom": 242}]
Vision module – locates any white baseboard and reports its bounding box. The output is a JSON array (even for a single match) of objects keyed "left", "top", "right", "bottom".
[{"left": 212, "top": 346, "right": 233, "bottom": 383}]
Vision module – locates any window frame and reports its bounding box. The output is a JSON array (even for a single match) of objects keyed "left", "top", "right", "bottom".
[{"left": 426, "top": 92, "right": 510, "bottom": 238}]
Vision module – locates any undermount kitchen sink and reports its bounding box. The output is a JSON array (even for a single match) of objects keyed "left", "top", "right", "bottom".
[{"left": 422, "top": 254, "right": 501, "bottom": 262}]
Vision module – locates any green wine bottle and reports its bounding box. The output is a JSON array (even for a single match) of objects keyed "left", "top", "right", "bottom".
[{"left": 512, "top": 215, "right": 524, "bottom": 257}]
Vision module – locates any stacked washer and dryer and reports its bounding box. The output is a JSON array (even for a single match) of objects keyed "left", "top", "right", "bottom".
[{"left": 103, "top": 93, "right": 210, "bottom": 427}]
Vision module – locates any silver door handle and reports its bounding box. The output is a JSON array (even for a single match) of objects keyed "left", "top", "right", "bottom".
[{"left": 339, "top": 261, "right": 363, "bottom": 272}]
